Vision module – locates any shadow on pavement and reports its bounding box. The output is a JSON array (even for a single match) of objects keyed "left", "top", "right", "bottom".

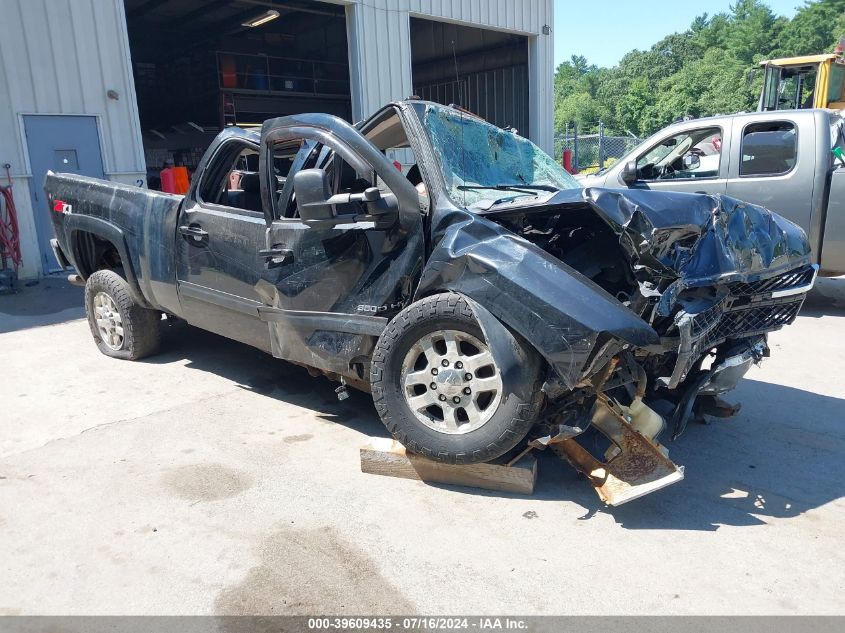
[
  {"left": 802, "top": 277, "right": 845, "bottom": 313},
  {"left": 0, "top": 276, "right": 84, "bottom": 333},
  {"left": 145, "top": 324, "right": 389, "bottom": 440},
  {"left": 143, "top": 324, "right": 844, "bottom": 532},
  {"left": 542, "top": 376, "right": 843, "bottom": 530}
]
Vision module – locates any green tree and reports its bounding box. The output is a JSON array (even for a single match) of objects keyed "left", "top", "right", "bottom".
[
  {"left": 553, "top": 0, "right": 845, "bottom": 144},
  {"left": 777, "top": 0, "right": 845, "bottom": 55}
]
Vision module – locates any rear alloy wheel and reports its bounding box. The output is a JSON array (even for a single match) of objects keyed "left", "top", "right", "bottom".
[
  {"left": 92, "top": 291, "right": 125, "bottom": 351},
  {"left": 84, "top": 269, "right": 161, "bottom": 360},
  {"left": 371, "top": 293, "right": 543, "bottom": 464}
]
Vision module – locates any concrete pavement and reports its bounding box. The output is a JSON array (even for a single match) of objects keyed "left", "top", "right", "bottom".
[{"left": 0, "top": 279, "right": 843, "bottom": 615}]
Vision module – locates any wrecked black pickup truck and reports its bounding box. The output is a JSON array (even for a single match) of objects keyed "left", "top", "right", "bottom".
[{"left": 46, "top": 101, "right": 816, "bottom": 505}]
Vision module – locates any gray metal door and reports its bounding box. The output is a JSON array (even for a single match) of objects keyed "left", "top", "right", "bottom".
[
  {"left": 725, "top": 116, "right": 811, "bottom": 230},
  {"left": 23, "top": 115, "right": 105, "bottom": 273}
]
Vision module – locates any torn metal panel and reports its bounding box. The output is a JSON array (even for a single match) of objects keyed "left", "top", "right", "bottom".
[
  {"left": 582, "top": 188, "right": 813, "bottom": 289},
  {"left": 416, "top": 208, "right": 661, "bottom": 389},
  {"left": 554, "top": 399, "right": 684, "bottom": 506},
  {"left": 254, "top": 215, "right": 423, "bottom": 378}
]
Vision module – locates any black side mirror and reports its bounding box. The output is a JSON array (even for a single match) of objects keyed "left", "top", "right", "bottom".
[
  {"left": 293, "top": 168, "right": 399, "bottom": 226},
  {"left": 620, "top": 160, "right": 638, "bottom": 186},
  {"left": 293, "top": 168, "right": 334, "bottom": 221}
]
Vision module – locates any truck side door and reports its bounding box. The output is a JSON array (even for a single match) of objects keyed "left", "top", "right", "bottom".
[
  {"left": 725, "top": 116, "right": 813, "bottom": 231},
  {"left": 175, "top": 129, "right": 272, "bottom": 351},
  {"left": 254, "top": 112, "right": 424, "bottom": 380}
]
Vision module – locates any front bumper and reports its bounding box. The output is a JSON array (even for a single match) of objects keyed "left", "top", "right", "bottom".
[{"left": 669, "top": 264, "right": 818, "bottom": 388}]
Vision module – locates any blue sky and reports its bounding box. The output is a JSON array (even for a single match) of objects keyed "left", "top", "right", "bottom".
[{"left": 553, "top": 0, "right": 802, "bottom": 69}]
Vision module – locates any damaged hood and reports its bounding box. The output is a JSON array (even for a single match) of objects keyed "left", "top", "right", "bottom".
[
  {"left": 483, "top": 187, "right": 812, "bottom": 285},
  {"left": 581, "top": 188, "right": 812, "bottom": 285}
]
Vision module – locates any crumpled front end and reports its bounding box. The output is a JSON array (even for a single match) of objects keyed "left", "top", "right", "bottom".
[
  {"left": 470, "top": 187, "right": 816, "bottom": 504},
  {"left": 667, "top": 263, "right": 816, "bottom": 390},
  {"left": 583, "top": 188, "right": 816, "bottom": 414}
]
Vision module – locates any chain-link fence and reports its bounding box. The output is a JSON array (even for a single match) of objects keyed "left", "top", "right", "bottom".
[{"left": 555, "top": 124, "right": 642, "bottom": 175}]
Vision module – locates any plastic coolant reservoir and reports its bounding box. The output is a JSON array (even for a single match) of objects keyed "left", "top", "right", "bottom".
[
  {"left": 627, "top": 397, "right": 665, "bottom": 441},
  {"left": 604, "top": 397, "right": 667, "bottom": 461}
]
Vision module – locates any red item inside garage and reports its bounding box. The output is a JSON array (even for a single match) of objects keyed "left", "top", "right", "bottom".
[{"left": 0, "top": 164, "right": 22, "bottom": 271}]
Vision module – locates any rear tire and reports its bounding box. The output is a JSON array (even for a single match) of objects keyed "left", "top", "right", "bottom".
[
  {"left": 84, "top": 269, "right": 161, "bottom": 360},
  {"left": 371, "top": 293, "right": 543, "bottom": 464}
]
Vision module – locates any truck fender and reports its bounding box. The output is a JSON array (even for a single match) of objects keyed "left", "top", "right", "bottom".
[
  {"left": 63, "top": 214, "right": 152, "bottom": 309},
  {"left": 458, "top": 295, "right": 538, "bottom": 401},
  {"left": 415, "top": 214, "right": 660, "bottom": 389}
]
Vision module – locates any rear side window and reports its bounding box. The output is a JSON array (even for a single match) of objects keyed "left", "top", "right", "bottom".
[{"left": 740, "top": 122, "right": 797, "bottom": 176}]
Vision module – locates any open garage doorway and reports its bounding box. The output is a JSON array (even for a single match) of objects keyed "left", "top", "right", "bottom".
[
  {"left": 410, "top": 18, "right": 529, "bottom": 137},
  {"left": 124, "top": 0, "right": 351, "bottom": 190}
]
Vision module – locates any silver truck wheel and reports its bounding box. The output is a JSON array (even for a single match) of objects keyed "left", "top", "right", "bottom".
[
  {"left": 92, "top": 291, "right": 125, "bottom": 351},
  {"left": 84, "top": 269, "right": 161, "bottom": 361},
  {"left": 400, "top": 330, "right": 503, "bottom": 434},
  {"left": 371, "top": 293, "right": 543, "bottom": 464}
]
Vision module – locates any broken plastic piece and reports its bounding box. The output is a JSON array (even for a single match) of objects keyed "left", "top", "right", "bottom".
[
  {"left": 335, "top": 381, "right": 349, "bottom": 401},
  {"left": 506, "top": 424, "right": 585, "bottom": 466}
]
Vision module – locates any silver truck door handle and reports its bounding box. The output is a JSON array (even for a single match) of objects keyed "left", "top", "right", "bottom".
[
  {"left": 179, "top": 225, "right": 209, "bottom": 242},
  {"left": 259, "top": 246, "right": 294, "bottom": 265}
]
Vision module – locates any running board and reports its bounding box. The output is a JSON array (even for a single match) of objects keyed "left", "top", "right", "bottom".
[{"left": 553, "top": 399, "right": 684, "bottom": 506}]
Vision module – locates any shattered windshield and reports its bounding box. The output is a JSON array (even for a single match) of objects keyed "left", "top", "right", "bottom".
[{"left": 420, "top": 103, "right": 579, "bottom": 208}]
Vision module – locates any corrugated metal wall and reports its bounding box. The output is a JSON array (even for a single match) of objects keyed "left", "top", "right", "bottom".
[
  {"left": 415, "top": 66, "right": 530, "bottom": 138},
  {"left": 0, "top": 0, "right": 144, "bottom": 279},
  {"left": 0, "top": 0, "right": 552, "bottom": 278},
  {"left": 343, "top": 0, "right": 554, "bottom": 153}
]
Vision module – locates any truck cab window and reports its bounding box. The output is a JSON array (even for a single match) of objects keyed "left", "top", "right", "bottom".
[
  {"left": 363, "top": 108, "right": 425, "bottom": 203},
  {"left": 274, "top": 139, "right": 374, "bottom": 219},
  {"left": 778, "top": 68, "right": 816, "bottom": 110},
  {"left": 636, "top": 127, "right": 722, "bottom": 181},
  {"left": 740, "top": 122, "right": 797, "bottom": 177},
  {"left": 330, "top": 153, "right": 373, "bottom": 216},
  {"left": 198, "top": 142, "right": 263, "bottom": 215}
]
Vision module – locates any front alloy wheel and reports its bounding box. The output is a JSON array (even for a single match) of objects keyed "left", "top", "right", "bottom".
[
  {"left": 400, "top": 330, "right": 503, "bottom": 434},
  {"left": 371, "top": 293, "right": 543, "bottom": 464}
]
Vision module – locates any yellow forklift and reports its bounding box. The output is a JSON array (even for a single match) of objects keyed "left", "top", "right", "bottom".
[{"left": 758, "top": 38, "right": 845, "bottom": 111}]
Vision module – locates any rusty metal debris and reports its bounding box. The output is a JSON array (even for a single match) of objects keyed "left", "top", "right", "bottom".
[{"left": 553, "top": 399, "right": 684, "bottom": 506}]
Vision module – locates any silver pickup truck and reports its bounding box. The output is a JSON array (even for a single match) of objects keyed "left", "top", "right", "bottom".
[{"left": 582, "top": 109, "right": 845, "bottom": 275}]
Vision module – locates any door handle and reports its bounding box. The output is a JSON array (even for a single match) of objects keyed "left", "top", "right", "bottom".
[
  {"left": 259, "top": 246, "right": 294, "bottom": 265},
  {"left": 179, "top": 225, "right": 209, "bottom": 242}
]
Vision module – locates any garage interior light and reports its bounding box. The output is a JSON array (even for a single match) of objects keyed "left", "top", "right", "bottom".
[{"left": 241, "top": 9, "right": 280, "bottom": 28}]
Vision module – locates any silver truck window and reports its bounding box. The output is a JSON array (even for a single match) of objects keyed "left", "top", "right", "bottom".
[
  {"left": 636, "top": 127, "right": 722, "bottom": 181},
  {"left": 740, "top": 122, "right": 797, "bottom": 177}
]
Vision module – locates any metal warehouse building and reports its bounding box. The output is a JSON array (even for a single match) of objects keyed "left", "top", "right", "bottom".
[{"left": 0, "top": 0, "right": 554, "bottom": 280}]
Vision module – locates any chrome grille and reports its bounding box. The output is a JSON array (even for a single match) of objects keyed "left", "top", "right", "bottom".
[
  {"left": 667, "top": 263, "right": 812, "bottom": 388},
  {"left": 691, "top": 300, "right": 803, "bottom": 350},
  {"left": 728, "top": 264, "right": 816, "bottom": 297}
]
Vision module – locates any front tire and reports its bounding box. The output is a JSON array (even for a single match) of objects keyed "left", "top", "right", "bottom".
[
  {"left": 84, "top": 269, "right": 161, "bottom": 360},
  {"left": 371, "top": 293, "right": 542, "bottom": 464}
]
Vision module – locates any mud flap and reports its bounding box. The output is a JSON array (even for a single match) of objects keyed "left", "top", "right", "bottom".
[{"left": 553, "top": 399, "right": 684, "bottom": 506}]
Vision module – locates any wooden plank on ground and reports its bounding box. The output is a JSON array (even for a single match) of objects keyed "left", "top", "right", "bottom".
[{"left": 360, "top": 437, "right": 537, "bottom": 495}]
